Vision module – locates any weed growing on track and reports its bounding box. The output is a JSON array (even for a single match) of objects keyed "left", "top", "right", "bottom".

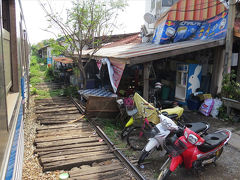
[
  {"left": 30, "top": 55, "right": 62, "bottom": 98},
  {"left": 34, "top": 89, "right": 64, "bottom": 99},
  {"left": 30, "top": 56, "right": 45, "bottom": 86},
  {"left": 30, "top": 55, "right": 78, "bottom": 99},
  {"left": 94, "top": 118, "right": 137, "bottom": 157}
]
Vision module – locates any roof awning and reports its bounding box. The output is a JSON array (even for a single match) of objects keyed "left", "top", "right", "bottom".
[
  {"left": 82, "top": 39, "right": 225, "bottom": 65},
  {"left": 53, "top": 57, "right": 73, "bottom": 64}
]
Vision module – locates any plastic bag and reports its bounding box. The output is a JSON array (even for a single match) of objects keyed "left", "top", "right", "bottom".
[
  {"left": 210, "top": 98, "right": 223, "bottom": 118},
  {"left": 199, "top": 99, "right": 214, "bottom": 116}
]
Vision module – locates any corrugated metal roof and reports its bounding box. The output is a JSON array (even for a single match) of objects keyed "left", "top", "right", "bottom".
[{"left": 82, "top": 39, "right": 225, "bottom": 65}]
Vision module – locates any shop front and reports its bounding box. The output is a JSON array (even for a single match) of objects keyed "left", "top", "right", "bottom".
[{"left": 79, "top": 39, "right": 225, "bottom": 116}]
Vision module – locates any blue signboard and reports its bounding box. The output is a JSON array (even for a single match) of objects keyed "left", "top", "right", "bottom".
[
  {"left": 152, "top": 11, "right": 228, "bottom": 44},
  {"left": 47, "top": 57, "right": 52, "bottom": 66}
]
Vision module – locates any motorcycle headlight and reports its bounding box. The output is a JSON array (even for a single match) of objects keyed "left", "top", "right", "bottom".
[
  {"left": 184, "top": 131, "right": 188, "bottom": 139},
  {"left": 188, "top": 134, "right": 198, "bottom": 144}
]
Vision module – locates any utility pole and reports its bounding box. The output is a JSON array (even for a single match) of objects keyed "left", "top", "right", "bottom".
[{"left": 224, "top": 0, "right": 236, "bottom": 74}]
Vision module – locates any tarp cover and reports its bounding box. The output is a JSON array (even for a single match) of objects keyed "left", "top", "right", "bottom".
[
  {"left": 153, "top": 11, "right": 228, "bottom": 45},
  {"left": 133, "top": 93, "right": 184, "bottom": 125},
  {"left": 78, "top": 89, "right": 116, "bottom": 97},
  {"left": 97, "top": 58, "right": 125, "bottom": 93}
]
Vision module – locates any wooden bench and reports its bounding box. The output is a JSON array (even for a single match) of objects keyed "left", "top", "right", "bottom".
[{"left": 222, "top": 97, "right": 240, "bottom": 115}]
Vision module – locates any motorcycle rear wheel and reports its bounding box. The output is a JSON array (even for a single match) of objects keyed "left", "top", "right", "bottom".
[
  {"left": 157, "top": 157, "right": 171, "bottom": 180},
  {"left": 127, "top": 127, "right": 148, "bottom": 151}
]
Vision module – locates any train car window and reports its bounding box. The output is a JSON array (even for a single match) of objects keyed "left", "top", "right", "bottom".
[{"left": 2, "top": 0, "right": 10, "bottom": 31}]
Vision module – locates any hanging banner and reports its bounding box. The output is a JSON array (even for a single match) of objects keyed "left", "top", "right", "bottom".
[
  {"left": 96, "top": 60, "right": 102, "bottom": 69},
  {"left": 97, "top": 58, "right": 125, "bottom": 93},
  {"left": 193, "top": 12, "right": 228, "bottom": 40},
  {"left": 152, "top": 11, "right": 228, "bottom": 44},
  {"left": 174, "top": 21, "right": 202, "bottom": 43}
]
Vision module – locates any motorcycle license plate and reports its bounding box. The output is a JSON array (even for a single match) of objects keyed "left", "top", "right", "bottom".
[{"left": 203, "top": 158, "right": 214, "bottom": 165}]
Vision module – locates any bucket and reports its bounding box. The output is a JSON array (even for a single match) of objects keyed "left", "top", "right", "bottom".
[{"left": 161, "top": 86, "right": 170, "bottom": 100}]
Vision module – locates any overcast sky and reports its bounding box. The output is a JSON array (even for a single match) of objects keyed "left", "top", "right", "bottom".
[{"left": 21, "top": 0, "right": 145, "bottom": 45}]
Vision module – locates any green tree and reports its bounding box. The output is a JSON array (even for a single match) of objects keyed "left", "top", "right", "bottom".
[{"left": 40, "top": 0, "right": 127, "bottom": 88}]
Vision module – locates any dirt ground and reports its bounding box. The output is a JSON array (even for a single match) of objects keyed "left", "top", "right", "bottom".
[{"left": 137, "top": 111, "right": 240, "bottom": 180}]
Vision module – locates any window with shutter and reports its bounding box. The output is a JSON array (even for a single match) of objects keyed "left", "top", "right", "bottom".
[{"left": 3, "top": 29, "right": 12, "bottom": 93}]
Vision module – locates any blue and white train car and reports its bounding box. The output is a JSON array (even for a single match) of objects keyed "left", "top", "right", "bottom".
[{"left": 0, "top": 0, "right": 29, "bottom": 179}]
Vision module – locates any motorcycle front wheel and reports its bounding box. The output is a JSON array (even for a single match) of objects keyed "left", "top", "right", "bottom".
[
  {"left": 157, "top": 157, "right": 172, "bottom": 180},
  {"left": 138, "top": 150, "right": 150, "bottom": 165},
  {"left": 127, "top": 127, "right": 148, "bottom": 151},
  {"left": 121, "top": 126, "right": 132, "bottom": 139}
]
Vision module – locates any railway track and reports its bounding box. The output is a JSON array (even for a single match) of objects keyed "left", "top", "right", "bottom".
[{"left": 34, "top": 94, "right": 145, "bottom": 180}]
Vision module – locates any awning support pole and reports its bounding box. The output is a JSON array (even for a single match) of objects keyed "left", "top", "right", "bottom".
[
  {"left": 237, "top": 54, "right": 240, "bottom": 83},
  {"left": 210, "top": 46, "right": 225, "bottom": 95},
  {"left": 143, "top": 62, "right": 151, "bottom": 101},
  {"left": 224, "top": 0, "right": 235, "bottom": 74}
]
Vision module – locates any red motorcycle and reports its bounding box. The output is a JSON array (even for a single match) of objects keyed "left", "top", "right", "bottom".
[{"left": 157, "top": 127, "right": 231, "bottom": 180}]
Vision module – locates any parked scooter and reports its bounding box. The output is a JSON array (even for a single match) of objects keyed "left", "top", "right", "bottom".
[
  {"left": 121, "top": 106, "right": 184, "bottom": 139},
  {"left": 138, "top": 115, "right": 210, "bottom": 164},
  {"left": 119, "top": 93, "right": 184, "bottom": 140},
  {"left": 157, "top": 127, "right": 231, "bottom": 180}
]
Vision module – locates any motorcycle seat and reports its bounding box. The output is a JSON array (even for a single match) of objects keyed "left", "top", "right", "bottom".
[
  {"left": 185, "top": 122, "right": 207, "bottom": 134},
  {"left": 197, "top": 131, "right": 228, "bottom": 152},
  {"left": 161, "top": 111, "right": 179, "bottom": 120},
  {"left": 167, "top": 114, "right": 179, "bottom": 119},
  {"left": 160, "top": 100, "right": 177, "bottom": 109}
]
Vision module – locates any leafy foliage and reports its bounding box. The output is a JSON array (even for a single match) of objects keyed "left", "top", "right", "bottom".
[
  {"left": 63, "top": 86, "right": 79, "bottom": 97},
  {"left": 31, "top": 88, "right": 38, "bottom": 95},
  {"left": 44, "top": 66, "right": 55, "bottom": 81},
  {"left": 218, "top": 105, "right": 229, "bottom": 120},
  {"left": 221, "top": 70, "right": 240, "bottom": 100},
  {"left": 30, "top": 56, "right": 45, "bottom": 85}
]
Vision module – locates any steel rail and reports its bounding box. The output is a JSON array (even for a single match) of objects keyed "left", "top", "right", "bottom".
[{"left": 71, "top": 96, "right": 146, "bottom": 180}]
